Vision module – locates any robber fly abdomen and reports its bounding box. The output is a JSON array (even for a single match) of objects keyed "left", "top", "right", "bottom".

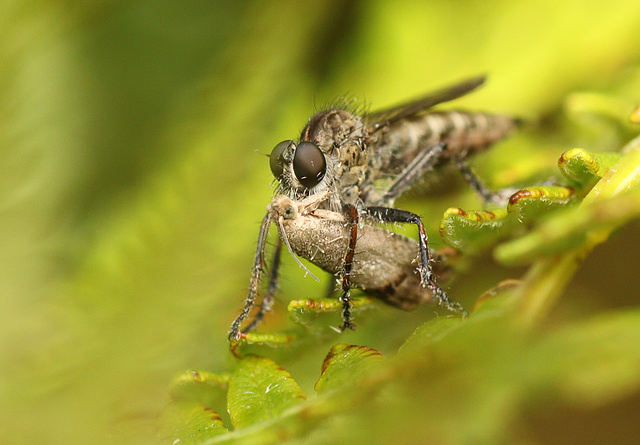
[{"left": 371, "top": 111, "right": 518, "bottom": 178}]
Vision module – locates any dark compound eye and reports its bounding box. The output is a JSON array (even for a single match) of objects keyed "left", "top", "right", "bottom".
[
  {"left": 293, "top": 141, "right": 326, "bottom": 188},
  {"left": 269, "top": 140, "right": 292, "bottom": 179}
]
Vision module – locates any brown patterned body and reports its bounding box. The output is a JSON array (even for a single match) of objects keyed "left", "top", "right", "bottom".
[{"left": 299, "top": 105, "right": 518, "bottom": 208}]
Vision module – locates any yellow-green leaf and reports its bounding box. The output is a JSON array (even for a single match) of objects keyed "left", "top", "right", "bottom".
[
  {"left": 227, "top": 356, "right": 306, "bottom": 429},
  {"left": 314, "top": 343, "right": 384, "bottom": 394},
  {"left": 158, "top": 400, "right": 228, "bottom": 444}
]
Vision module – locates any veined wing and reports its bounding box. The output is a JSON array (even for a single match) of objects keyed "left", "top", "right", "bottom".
[{"left": 366, "top": 75, "right": 486, "bottom": 133}]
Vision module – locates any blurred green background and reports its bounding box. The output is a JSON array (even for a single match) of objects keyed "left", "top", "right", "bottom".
[{"left": 2, "top": 1, "right": 640, "bottom": 444}]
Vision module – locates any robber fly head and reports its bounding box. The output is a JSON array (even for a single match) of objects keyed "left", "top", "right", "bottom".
[
  {"left": 269, "top": 108, "right": 369, "bottom": 198},
  {"left": 269, "top": 139, "right": 328, "bottom": 192}
]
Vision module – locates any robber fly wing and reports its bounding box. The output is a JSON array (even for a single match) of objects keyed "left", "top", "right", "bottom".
[{"left": 366, "top": 75, "right": 486, "bottom": 133}]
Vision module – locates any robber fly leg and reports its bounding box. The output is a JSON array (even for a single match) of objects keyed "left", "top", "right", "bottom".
[
  {"left": 228, "top": 212, "right": 272, "bottom": 341},
  {"left": 365, "top": 206, "right": 467, "bottom": 316},
  {"left": 380, "top": 142, "right": 447, "bottom": 206},
  {"left": 240, "top": 238, "right": 282, "bottom": 334},
  {"left": 453, "top": 153, "right": 515, "bottom": 207},
  {"left": 338, "top": 204, "right": 359, "bottom": 331}
]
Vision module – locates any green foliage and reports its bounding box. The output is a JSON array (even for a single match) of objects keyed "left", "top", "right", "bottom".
[
  {"left": 440, "top": 145, "right": 625, "bottom": 256},
  {"left": 497, "top": 139, "right": 640, "bottom": 266},
  {"left": 162, "top": 127, "right": 640, "bottom": 443},
  {"left": 163, "top": 293, "right": 640, "bottom": 444},
  {"left": 3, "top": 1, "right": 640, "bottom": 444}
]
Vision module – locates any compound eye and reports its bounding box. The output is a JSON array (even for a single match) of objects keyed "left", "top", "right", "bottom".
[
  {"left": 269, "top": 140, "right": 292, "bottom": 179},
  {"left": 293, "top": 142, "right": 326, "bottom": 188},
  {"left": 283, "top": 205, "right": 295, "bottom": 219}
]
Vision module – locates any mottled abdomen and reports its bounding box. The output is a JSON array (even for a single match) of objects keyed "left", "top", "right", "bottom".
[{"left": 370, "top": 110, "right": 519, "bottom": 176}]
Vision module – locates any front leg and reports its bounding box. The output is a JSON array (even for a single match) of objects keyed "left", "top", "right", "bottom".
[
  {"left": 228, "top": 212, "right": 272, "bottom": 342},
  {"left": 240, "top": 238, "right": 282, "bottom": 334},
  {"left": 338, "top": 204, "right": 359, "bottom": 331},
  {"left": 365, "top": 206, "right": 467, "bottom": 316}
]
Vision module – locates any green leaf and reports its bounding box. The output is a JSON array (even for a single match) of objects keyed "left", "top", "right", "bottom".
[
  {"left": 440, "top": 207, "right": 515, "bottom": 253},
  {"left": 287, "top": 296, "right": 373, "bottom": 329},
  {"left": 495, "top": 186, "right": 640, "bottom": 265},
  {"left": 158, "top": 400, "right": 228, "bottom": 444},
  {"left": 314, "top": 343, "right": 384, "bottom": 394},
  {"left": 399, "top": 316, "right": 467, "bottom": 356},
  {"left": 557, "top": 148, "right": 621, "bottom": 189},
  {"left": 506, "top": 186, "right": 575, "bottom": 221},
  {"left": 169, "top": 370, "right": 230, "bottom": 404},
  {"left": 165, "top": 369, "right": 231, "bottom": 433},
  {"left": 227, "top": 356, "right": 306, "bottom": 429}
]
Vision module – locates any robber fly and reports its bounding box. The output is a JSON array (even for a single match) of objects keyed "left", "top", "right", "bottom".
[{"left": 229, "top": 75, "right": 519, "bottom": 341}]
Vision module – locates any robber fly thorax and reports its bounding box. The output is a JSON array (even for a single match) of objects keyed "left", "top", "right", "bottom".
[
  {"left": 268, "top": 76, "right": 516, "bottom": 210},
  {"left": 229, "top": 75, "right": 519, "bottom": 341}
]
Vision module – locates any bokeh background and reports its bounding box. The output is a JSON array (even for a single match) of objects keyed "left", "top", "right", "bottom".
[{"left": 2, "top": 1, "right": 640, "bottom": 444}]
